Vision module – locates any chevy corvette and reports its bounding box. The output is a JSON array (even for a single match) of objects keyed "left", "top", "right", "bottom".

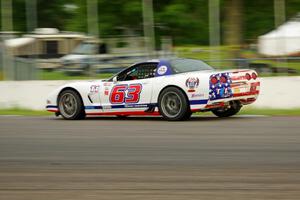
[{"left": 46, "top": 58, "right": 260, "bottom": 121}]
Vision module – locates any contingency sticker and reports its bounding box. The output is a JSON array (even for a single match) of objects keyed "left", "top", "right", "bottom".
[{"left": 157, "top": 65, "right": 168, "bottom": 75}]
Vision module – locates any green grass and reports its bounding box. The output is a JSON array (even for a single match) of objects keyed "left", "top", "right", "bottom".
[
  {"left": 1, "top": 108, "right": 300, "bottom": 116},
  {"left": 0, "top": 108, "right": 51, "bottom": 116},
  {"left": 238, "top": 108, "right": 300, "bottom": 116}
]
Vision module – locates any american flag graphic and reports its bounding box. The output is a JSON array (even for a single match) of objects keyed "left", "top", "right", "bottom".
[{"left": 209, "top": 73, "right": 233, "bottom": 100}]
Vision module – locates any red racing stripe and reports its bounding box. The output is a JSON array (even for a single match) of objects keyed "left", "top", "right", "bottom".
[
  {"left": 47, "top": 109, "right": 58, "bottom": 112},
  {"left": 86, "top": 111, "right": 161, "bottom": 116},
  {"left": 233, "top": 91, "right": 259, "bottom": 97}
]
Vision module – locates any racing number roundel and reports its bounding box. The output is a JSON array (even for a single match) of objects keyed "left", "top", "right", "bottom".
[{"left": 110, "top": 84, "right": 142, "bottom": 104}]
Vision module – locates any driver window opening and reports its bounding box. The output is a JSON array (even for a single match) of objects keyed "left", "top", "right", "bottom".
[{"left": 117, "top": 63, "right": 158, "bottom": 81}]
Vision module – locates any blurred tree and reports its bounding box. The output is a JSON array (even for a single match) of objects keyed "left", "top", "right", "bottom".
[
  {"left": 37, "top": 0, "right": 75, "bottom": 30},
  {"left": 66, "top": 0, "right": 143, "bottom": 36},
  {"left": 286, "top": 0, "right": 300, "bottom": 19},
  {"left": 1, "top": 0, "right": 300, "bottom": 45},
  {"left": 65, "top": 0, "right": 86, "bottom": 32},
  {"left": 244, "top": 1, "right": 274, "bottom": 42},
  {"left": 155, "top": 0, "right": 209, "bottom": 45},
  {"left": 223, "top": 0, "right": 243, "bottom": 45}
]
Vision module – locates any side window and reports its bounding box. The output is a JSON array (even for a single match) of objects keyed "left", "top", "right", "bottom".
[{"left": 117, "top": 63, "right": 157, "bottom": 81}]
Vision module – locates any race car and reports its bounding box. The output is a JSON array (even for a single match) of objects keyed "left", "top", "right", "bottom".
[{"left": 46, "top": 58, "right": 260, "bottom": 121}]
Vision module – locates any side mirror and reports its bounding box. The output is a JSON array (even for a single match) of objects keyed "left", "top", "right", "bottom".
[{"left": 112, "top": 76, "right": 118, "bottom": 83}]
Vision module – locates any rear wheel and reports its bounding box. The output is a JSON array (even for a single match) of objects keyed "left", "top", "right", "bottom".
[
  {"left": 58, "top": 90, "right": 85, "bottom": 120},
  {"left": 211, "top": 101, "right": 242, "bottom": 118},
  {"left": 158, "top": 87, "right": 191, "bottom": 121}
]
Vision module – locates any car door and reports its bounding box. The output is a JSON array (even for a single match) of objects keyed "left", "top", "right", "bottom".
[{"left": 100, "top": 62, "right": 158, "bottom": 112}]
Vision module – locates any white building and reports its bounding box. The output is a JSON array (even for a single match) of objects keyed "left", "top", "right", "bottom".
[{"left": 258, "top": 14, "right": 300, "bottom": 56}]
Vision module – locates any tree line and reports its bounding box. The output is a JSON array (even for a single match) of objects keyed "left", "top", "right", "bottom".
[{"left": 1, "top": 0, "right": 300, "bottom": 45}]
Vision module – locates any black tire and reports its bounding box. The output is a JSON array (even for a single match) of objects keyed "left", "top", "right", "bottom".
[
  {"left": 158, "top": 87, "right": 191, "bottom": 121},
  {"left": 58, "top": 89, "right": 85, "bottom": 120},
  {"left": 183, "top": 110, "right": 193, "bottom": 120},
  {"left": 211, "top": 101, "right": 242, "bottom": 118}
]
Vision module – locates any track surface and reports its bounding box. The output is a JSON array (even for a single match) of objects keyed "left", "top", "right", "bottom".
[{"left": 0, "top": 115, "right": 300, "bottom": 199}]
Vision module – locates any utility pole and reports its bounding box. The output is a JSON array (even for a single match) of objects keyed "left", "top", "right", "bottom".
[
  {"left": 1, "top": 0, "right": 13, "bottom": 32},
  {"left": 209, "top": 0, "right": 220, "bottom": 64},
  {"left": 209, "top": 0, "right": 220, "bottom": 47},
  {"left": 224, "top": 0, "right": 243, "bottom": 45},
  {"left": 87, "top": 0, "right": 99, "bottom": 38},
  {"left": 274, "top": 0, "right": 286, "bottom": 71},
  {"left": 142, "top": 0, "right": 155, "bottom": 57},
  {"left": 274, "top": 0, "right": 286, "bottom": 27},
  {"left": 26, "top": 0, "right": 37, "bottom": 32},
  {"left": 87, "top": 0, "right": 99, "bottom": 78},
  {"left": 1, "top": 0, "right": 13, "bottom": 80},
  {"left": 25, "top": 0, "right": 38, "bottom": 80}
]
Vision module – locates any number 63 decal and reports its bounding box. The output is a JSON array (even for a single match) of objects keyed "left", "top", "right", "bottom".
[{"left": 109, "top": 84, "right": 142, "bottom": 104}]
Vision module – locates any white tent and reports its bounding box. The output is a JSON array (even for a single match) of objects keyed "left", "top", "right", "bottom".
[
  {"left": 258, "top": 15, "right": 300, "bottom": 56},
  {"left": 5, "top": 37, "right": 35, "bottom": 48}
]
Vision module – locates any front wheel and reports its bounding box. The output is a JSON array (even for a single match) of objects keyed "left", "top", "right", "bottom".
[
  {"left": 158, "top": 87, "right": 191, "bottom": 121},
  {"left": 211, "top": 101, "right": 242, "bottom": 118},
  {"left": 58, "top": 90, "right": 85, "bottom": 120}
]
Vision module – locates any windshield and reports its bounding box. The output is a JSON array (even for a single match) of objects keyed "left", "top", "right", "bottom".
[
  {"left": 170, "top": 58, "right": 213, "bottom": 73},
  {"left": 72, "top": 43, "right": 96, "bottom": 54}
]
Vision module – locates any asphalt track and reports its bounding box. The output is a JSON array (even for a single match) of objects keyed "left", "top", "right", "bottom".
[{"left": 0, "top": 115, "right": 300, "bottom": 200}]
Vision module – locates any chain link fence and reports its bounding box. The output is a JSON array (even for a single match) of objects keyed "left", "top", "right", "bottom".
[{"left": 1, "top": 54, "right": 299, "bottom": 81}]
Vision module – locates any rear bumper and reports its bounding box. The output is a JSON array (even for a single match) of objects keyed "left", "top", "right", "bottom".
[
  {"left": 190, "top": 87, "right": 259, "bottom": 112},
  {"left": 206, "top": 93, "right": 258, "bottom": 107}
]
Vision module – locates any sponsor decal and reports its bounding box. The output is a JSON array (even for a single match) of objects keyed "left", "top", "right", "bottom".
[
  {"left": 185, "top": 77, "right": 199, "bottom": 92},
  {"left": 90, "top": 85, "right": 100, "bottom": 93},
  {"left": 157, "top": 65, "right": 168, "bottom": 75},
  {"left": 124, "top": 104, "right": 148, "bottom": 108},
  {"left": 250, "top": 82, "right": 260, "bottom": 92},
  {"left": 191, "top": 93, "right": 204, "bottom": 98},
  {"left": 231, "top": 75, "right": 246, "bottom": 81},
  {"left": 104, "top": 87, "right": 109, "bottom": 95},
  {"left": 103, "top": 82, "right": 112, "bottom": 86},
  {"left": 102, "top": 105, "right": 112, "bottom": 109}
]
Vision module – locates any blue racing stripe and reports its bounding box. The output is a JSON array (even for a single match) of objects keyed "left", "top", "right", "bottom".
[
  {"left": 189, "top": 99, "right": 208, "bottom": 105},
  {"left": 55, "top": 100, "right": 206, "bottom": 110},
  {"left": 85, "top": 106, "right": 102, "bottom": 109},
  {"left": 85, "top": 103, "right": 157, "bottom": 110},
  {"left": 46, "top": 105, "right": 58, "bottom": 109}
]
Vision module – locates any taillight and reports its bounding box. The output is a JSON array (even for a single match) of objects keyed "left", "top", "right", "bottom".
[
  {"left": 245, "top": 73, "right": 251, "bottom": 80},
  {"left": 210, "top": 76, "right": 218, "bottom": 85},
  {"left": 252, "top": 72, "right": 257, "bottom": 80},
  {"left": 220, "top": 76, "right": 227, "bottom": 83}
]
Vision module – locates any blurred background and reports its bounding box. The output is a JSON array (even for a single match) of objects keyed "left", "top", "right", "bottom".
[{"left": 0, "top": 0, "right": 299, "bottom": 81}]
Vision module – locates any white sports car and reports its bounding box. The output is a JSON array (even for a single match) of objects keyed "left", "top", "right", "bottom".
[{"left": 46, "top": 58, "right": 260, "bottom": 121}]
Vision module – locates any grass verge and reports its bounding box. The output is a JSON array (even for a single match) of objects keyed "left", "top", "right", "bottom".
[
  {"left": 0, "top": 108, "right": 51, "bottom": 116},
  {"left": 238, "top": 108, "right": 300, "bottom": 116},
  {"left": 1, "top": 108, "right": 300, "bottom": 116}
]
